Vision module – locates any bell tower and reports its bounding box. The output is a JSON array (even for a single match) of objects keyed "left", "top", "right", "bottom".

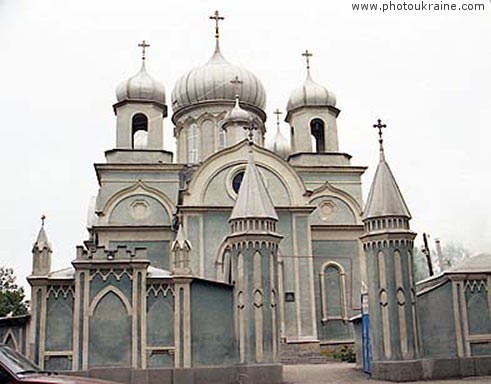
[
  {"left": 113, "top": 41, "right": 168, "bottom": 152},
  {"left": 286, "top": 50, "right": 339, "bottom": 154}
]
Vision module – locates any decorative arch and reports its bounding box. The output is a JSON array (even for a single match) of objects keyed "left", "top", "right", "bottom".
[
  {"left": 308, "top": 181, "right": 363, "bottom": 220},
  {"left": 2, "top": 329, "right": 19, "bottom": 351},
  {"left": 89, "top": 285, "right": 132, "bottom": 316},
  {"left": 183, "top": 140, "right": 308, "bottom": 207},
  {"left": 215, "top": 240, "right": 233, "bottom": 283},
  {"left": 101, "top": 180, "right": 174, "bottom": 224},
  {"left": 319, "top": 261, "right": 348, "bottom": 321}
]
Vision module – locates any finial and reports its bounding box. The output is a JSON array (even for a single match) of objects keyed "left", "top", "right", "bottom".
[
  {"left": 209, "top": 10, "right": 224, "bottom": 52},
  {"left": 230, "top": 75, "right": 243, "bottom": 99},
  {"left": 373, "top": 118, "right": 387, "bottom": 161},
  {"left": 41, "top": 214, "right": 46, "bottom": 227},
  {"left": 244, "top": 119, "right": 258, "bottom": 148},
  {"left": 138, "top": 40, "right": 150, "bottom": 62},
  {"left": 274, "top": 108, "right": 282, "bottom": 132},
  {"left": 302, "top": 49, "right": 313, "bottom": 73}
]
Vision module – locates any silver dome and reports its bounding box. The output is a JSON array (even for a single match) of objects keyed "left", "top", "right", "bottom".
[
  {"left": 223, "top": 96, "right": 252, "bottom": 125},
  {"left": 116, "top": 62, "right": 166, "bottom": 104},
  {"left": 268, "top": 125, "right": 291, "bottom": 159},
  {"left": 171, "top": 48, "right": 266, "bottom": 113},
  {"left": 287, "top": 71, "right": 336, "bottom": 112}
]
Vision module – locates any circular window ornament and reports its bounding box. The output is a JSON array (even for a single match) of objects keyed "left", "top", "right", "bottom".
[
  {"left": 130, "top": 200, "right": 150, "bottom": 220},
  {"left": 319, "top": 200, "right": 336, "bottom": 221},
  {"left": 225, "top": 164, "right": 269, "bottom": 200}
]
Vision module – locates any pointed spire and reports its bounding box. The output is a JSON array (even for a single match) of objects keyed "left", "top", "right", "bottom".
[
  {"left": 34, "top": 215, "right": 52, "bottom": 252},
  {"left": 172, "top": 222, "right": 192, "bottom": 251},
  {"left": 229, "top": 150, "right": 278, "bottom": 221},
  {"left": 363, "top": 120, "right": 411, "bottom": 220}
]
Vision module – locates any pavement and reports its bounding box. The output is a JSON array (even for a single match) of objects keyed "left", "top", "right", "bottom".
[{"left": 283, "top": 363, "right": 491, "bottom": 384}]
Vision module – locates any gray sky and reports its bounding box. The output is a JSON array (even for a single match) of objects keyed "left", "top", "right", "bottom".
[{"left": 0, "top": 0, "right": 490, "bottom": 288}]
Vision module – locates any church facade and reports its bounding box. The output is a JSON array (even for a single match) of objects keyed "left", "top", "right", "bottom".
[
  {"left": 2, "top": 11, "right": 489, "bottom": 384},
  {"left": 0, "top": 13, "right": 367, "bottom": 382}
]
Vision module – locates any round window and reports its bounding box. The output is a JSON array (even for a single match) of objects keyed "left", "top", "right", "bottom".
[{"left": 232, "top": 171, "right": 245, "bottom": 193}]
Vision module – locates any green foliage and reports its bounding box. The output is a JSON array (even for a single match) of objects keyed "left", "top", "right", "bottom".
[
  {"left": 320, "top": 345, "right": 356, "bottom": 363},
  {"left": 0, "top": 267, "right": 28, "bottom": 317}
]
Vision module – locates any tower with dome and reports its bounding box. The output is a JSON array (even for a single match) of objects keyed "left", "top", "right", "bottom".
[{"left": 1, "top": 11, "right": 370, "bottom": 384}]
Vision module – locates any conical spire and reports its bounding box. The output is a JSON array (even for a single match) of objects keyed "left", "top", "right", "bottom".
[
  {"left": 172, "top": 222, "right": 192, "bottom": 251},
  {"left": 33, "top": 215, "right": 52, "bottom": 252},
  {"left": 229, "top": 149, "right": 278, "bottom": 221},
  {"left": 362, "top": 120, "right": 411, "bottom": 220}
]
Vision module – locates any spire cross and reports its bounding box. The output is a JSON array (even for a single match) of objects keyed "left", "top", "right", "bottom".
[
  {"left": 244, "top": 120, "right": 258, "bottom": 145},
  {"left": 373, "top": 118, "right": 387, "bottom": 145},
  {"left": 138, "top": 40, "right": 150, "bottom": 61},
  {"left": 41, "top": 214, "right": 46, "bottom": 227},
  {"left": 209, "top": 10, "right": 224, "bottom": 40},
  {"left": 274, "top": 108, "right": 282, "bottom": 129},
  {"left": 230, "top": 75, "right": 243, "bottom": 97},
  {"left": 302, "top": 50, "right": 313, "bottom": 70}
]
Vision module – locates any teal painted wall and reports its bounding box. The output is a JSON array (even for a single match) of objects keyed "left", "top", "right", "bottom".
[
  {"left": 190, "top": 280, "right": 237, "bottom": 367},
  {"left": 313, "top": 240, "right": 358, "bottom": 342},
  {"left": 418, "top": 282, "right": 457, "bottom": 358},
  {"left": 110, "top": 241, "right": 169, "bottom": 270},
  {"left": 146, "top": 284, "right": 174, "bottom": 368},
  {"left": 45, "top": 287, "right": 74, "bottom": 352}
]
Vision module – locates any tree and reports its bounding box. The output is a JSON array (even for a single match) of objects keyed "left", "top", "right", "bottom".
[
  {"left": 0, "top": 267, "right": 28, "bottom": 317},
  {"left": 413, "top": 247, "right": 430, "bottom": 282}
]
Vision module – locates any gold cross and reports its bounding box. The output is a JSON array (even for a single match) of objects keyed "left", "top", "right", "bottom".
[
  {"left": 138, "top": 40, "right": 150, "bottom": 61},
  {"left": 209, "top": 10, "right": 224, "bottom": 39},
  {"left": 373, "top": 118, "right": 387, "bottom": 145},
  {"left": 302, "top": 50, "right": 313, "bottom": 70},
  {"left": 230, "top": 75, "right": 242, "bottom": 97},
  {"left": 274, "top": 108, "right": 282, "bottom": 129}
]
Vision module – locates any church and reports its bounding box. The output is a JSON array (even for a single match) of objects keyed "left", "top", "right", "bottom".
[{"left": 0, "top": 10, "right": 489, "bottom": 384}]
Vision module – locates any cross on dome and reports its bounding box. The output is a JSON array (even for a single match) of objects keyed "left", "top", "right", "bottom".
[
  {"left": 230, "top": 75, "right": 243, "bottom": 97},
  {"left": 302, "top": 50, "right": 313, "bottom": 70},
  {"left": 209, "top": 10, "right": 224, "bottom": 52},
  {"left": 138, "top": 40, "right": 150, "bottom": 61},
  {"left": 244, "top": 119, "right": 258, "bottom": 145},
  {"left": 274, "top": 108, "right": 282, "bottom": 130},
  {"left": 41, "top": 214, "right": 46, "bottom": 227}
]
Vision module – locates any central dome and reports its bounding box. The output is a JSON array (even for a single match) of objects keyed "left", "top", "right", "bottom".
[{"left": 171, "top": 47, "right": 266, "bottom": 115}]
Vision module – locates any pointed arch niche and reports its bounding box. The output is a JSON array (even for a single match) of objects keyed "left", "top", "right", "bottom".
[
  {"left": 88, "top": 286, "right": 132, "bottom": 367},
  {"left": 319, "top": 261, "right": 348, "bottom": 322}
]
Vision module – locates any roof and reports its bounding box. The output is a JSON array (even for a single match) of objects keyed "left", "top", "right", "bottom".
[
  {"left": 447, "top": 253, "right": 491, "bottom": 274},
  {"left": 229, "top": 148, "right": 278, "bottom": 221},
  {"left": 362, "top": 148, "right": 411, "bottom": 220}
]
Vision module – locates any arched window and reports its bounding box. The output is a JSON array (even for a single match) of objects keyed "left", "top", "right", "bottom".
[
  {"left": 310, "top": 118, "right": 325, "bottom": 153},
  {"left": 132, "top": 113, "right": 148, "bottom": 149},
  {"left": 219, "top": 126, "right": 227, "bottom": 149},
  {"left": 319, "top": 262, "right": 347, "bottom": 321},
  {"left": 188, "top": 123, "right": 198, "bottom": 163}
]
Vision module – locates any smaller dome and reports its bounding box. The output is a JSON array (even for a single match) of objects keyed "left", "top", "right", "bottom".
[
  {"left": 268, "top": 125, "right": 290, "bottom": 159},
  {"left": 222, "top": 96, "right": 252, "bottom": 127},
  {"left": 116, "top": 62, "right": 165, "bottom": 104},
  {"left": 287, "top": 71, "right": 336, "bottom": 112}
]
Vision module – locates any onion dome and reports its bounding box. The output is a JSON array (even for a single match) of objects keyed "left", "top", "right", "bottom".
[
  {"left": 287, "top": 50, "right": 336, "bottom": 112},
  {"left": 222, "top": 95, "right": 252, "bottom": 127},
  {"left": 287, "top": 72, "right": 336, "bottom": 112},
  {"left": 116, "top": 61, "right": 166, "bottom": 104},
  {"left": 267, "top": 109, "right": 291, "bottom": 159},
  {"left": 171, "top": 45, "right": 266, "bottom": 114}
]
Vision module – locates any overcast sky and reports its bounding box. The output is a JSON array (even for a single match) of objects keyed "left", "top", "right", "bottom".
[{"left": 0, "top": 0, "right": 490, "bottom": 288}]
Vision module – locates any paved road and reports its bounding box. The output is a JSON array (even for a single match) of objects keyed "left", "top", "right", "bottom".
[{"left": 283, "top": 363, "right": 491, "bottom": 383}]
